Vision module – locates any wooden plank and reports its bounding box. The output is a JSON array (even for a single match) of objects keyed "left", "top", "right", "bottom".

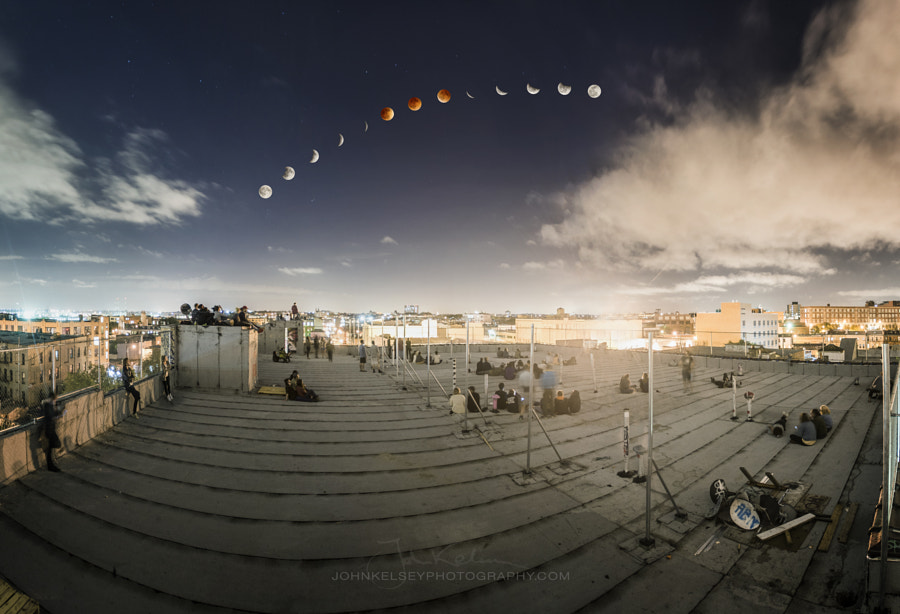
[
  {"left": 0, "top": 593, "right": 26, "bottom": 614},
  {"left": 838, "top": 502, "right": 859, "bottom": 544},
  {"left": 0, "top": 584, "right": 15, "bottom": 609},
  {"left": 757, "top": 513, "right": 816, "bottom": 541},
  {"left": 817, "top": 505, "right": 845, "bottom": 551}
]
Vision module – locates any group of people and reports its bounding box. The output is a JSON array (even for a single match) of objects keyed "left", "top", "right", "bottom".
[
  {"left": 619, "top": 373, "right": 650, "bottom": 394},
  {"left": 284, "top": 370, "right": 319, "bottom": 402},
  {"left": 786, "top": 405, "right": 833, "bottom": 445},
  {"left": 539, "top": 388, "right": 582, "bottom": 417},
  {"left": 188, "top": 303, "right": 263, "bottom": 332},
  {"left": 304, "top": 336, "right": 334, "bottom": 361},
  {"left": 448, "top": 381, "right": 581, "bottom": 422}
]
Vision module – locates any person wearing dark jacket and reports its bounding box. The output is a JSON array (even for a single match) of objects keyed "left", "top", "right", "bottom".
[
  {"left": 466, "top": 386, "right": 481, "bottom": 413},
  {"left": 122, "top": 358, "right": 141, "bottom": 417},
  {"left": 41, "top": 391, "right": 62, "bottom": 472},
  {"left": 493, "top": 383, "right": 508, "bottom": 411}
]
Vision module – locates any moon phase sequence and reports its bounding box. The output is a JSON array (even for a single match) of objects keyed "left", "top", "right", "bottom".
[{"left": 260, "top": 79, "right": 603, "bottom": 197}]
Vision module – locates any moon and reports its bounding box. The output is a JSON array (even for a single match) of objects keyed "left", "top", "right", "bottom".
[
  {"left": 466, "top": 91, "right": 474, "bottom": 99},
  {"left": 495, "top": 86, "right": 508, "bottom": 96},
  {"left": 282, "top": 166, "right": 295, "bottom": 180},
  {"left": 309, "top": 149, "right": 319, "bottom": 163},
  {"left": 381, "top": 107, "right": 394, "bottom": 121},
  {"left": 526, "top": 83, "right": 540, "bottom": 95},
  {"left": 437, "top": 89, "right": 451, "bottom": 103},
  {"left": 587, "top": 84, "right": 602, "bottom": 98},
  {"left": 408, "top": 97, "right": 422, "bottom": 111},
  {"left": 364, "top": 121, "right": 368, "bottom": 132},
  {"left": 258, "top": 185, "right": 272, "bottom": 199},
  {"left": 338, "top": 133, "right": 344, "bottom": 147},
  {"left": 558, "top": 83, "right": 572, "bottom": 95}
]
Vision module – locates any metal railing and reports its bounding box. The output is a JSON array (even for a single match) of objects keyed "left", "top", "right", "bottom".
[{"left": 0, "top": 329, "right": 173, "bottom": 436}]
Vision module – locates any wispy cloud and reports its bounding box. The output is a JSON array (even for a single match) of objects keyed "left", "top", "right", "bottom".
[
  {"left": 540, "top": 0, "right": 900, "bottom": 281},
  {"left": 618, "top": 272, "right": 811, "bottom": 296},
  {"left": 0, "top": 254, "right": 23, "bottom": 260},
  {"left": 381, "top": 236, "right": 398, "bottom": 246},
  {"left": 0, "top": 65, "right": 204, "bottom": 225},
  {"left": 47, "top": 251, "right": 117, "bottom": 264},
  {"left": 72, "top": 279, "right": 97, "bottom": 288},
  {"left": 523, "top": 260, "right": 566, "bottom": 271},
  {"left": 278, "top": 267, "right": 323, "bottom": 276}
]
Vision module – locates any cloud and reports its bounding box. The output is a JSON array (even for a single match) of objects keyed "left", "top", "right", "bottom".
[
  {"left": 47, "top": 251, "right": 117, "bottom": 264},
  {"left": 838, "top": 288, "right": 900, "bottom": 300},
  {"left": 522, "top": 260, "right": 566, "bottom": 271},
  {"left": 540, "top": 0, "right": 900, "bottom": 279},
  {"left": 278, "top": 267, "right": 323, "bottom": 276},
  {"left": 0, "top": 254, "right": 23, "bottom": 260},
  {"left": 499, "top": 263, "right": 510, "bottom": 269},
  {"left": 268, "top": 245, "right": 293, "bottom": 254},
  {"left": 72, "top": 279, "right": 97, "bottom": 288},
  {"left": 381, "top": 236, "right": 398, "bottom": 246},
  {"left": 619, "top": 271, "right": 811, "bottom": 297},
  {"left": 0, "top": 67, "right": 204, "bottom": 225}
]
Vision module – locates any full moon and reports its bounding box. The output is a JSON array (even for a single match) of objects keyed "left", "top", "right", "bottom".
[
  {"left": 310, "top": 149, "right": 319, "bottom": 163},
  {"left": 381, "top": 107, "right": 394, "bottom": 121},
  {"left": 558, "top": 83, "right": 572, "bottom": 95},
  {"left": 437, "top": 89, "right": 451, "bottom": 103},
  {"left": 258, "top": 185, "right": 272, "bottom": 199},
  {"left": 282, "top": 166, "right": 295, "bottom": 180},
  {"left": 408, "top": 97, "right": 422, "bottom": 111},
  {"left": 587, "top": 84, "right": 602, "bottom": 98},
  {"left": 526, "top": 83, "right": 540, "bottom": 94}
]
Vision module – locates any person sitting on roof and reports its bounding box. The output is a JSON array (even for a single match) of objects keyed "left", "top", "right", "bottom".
[
  {"left": 789, "top": 413, "right": 816, "bottom": 445},
  {"left": 619, "top": 374, "right": 636, "bottom": 394},
  {"left": 638, "top": 372, "right": 649, "bottom": 393},
  {"left": 475, "top": 357, "right": 492, "bottom": 375}
]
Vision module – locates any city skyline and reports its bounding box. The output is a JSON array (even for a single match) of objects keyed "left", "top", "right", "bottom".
[{"left": 1, "top": 1, "right": 899, "bottom": 315}]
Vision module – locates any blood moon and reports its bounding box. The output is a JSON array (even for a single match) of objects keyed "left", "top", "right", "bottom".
[
  {"left": 437, "top": 89, "right": 451, "bottom": 103},
  {"left": 381, "top": 107, "right": 394, "bottom": 121},
  {"left": 408, "top": 97, "right": 422, "bottom": 111}
]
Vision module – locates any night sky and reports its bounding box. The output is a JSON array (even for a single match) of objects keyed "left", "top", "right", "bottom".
[{"left": 1, "top": 0, "right": 898, "bottom": 315}]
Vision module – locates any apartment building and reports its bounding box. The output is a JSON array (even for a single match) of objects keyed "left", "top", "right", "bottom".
[{"left": 694, "top": 302, "right": 781, "bottom": 349}]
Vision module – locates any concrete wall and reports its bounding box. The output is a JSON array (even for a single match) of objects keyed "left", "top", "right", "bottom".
[
  {"left": 177, "top": 325, "right": 258, "bottom": 393},
  {"left": 0, "top": 376, "right": 159, "bottom": 485}
]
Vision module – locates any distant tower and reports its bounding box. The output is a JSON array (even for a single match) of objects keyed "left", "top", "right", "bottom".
[{"left": 556, "top": 307, "right": 566, "bottom": 317}]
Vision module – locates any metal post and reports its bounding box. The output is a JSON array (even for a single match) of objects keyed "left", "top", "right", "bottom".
[
  {"left": 525, "top": 323, "right": 534, "bottom": 475},
  {"left": 590, "top": 353, "right": 598, "bottom": 393},
  {"left": 641, "top": 331, "right": 655, "bottom": 548},
  {"left": 51, "top": 346, "right": 56, "bottom": 394},
  {"left": 402, "top": 315, "right": 407, "bottom": 389},
  {"left": 452, "top": 358, "right": 457, "bottom": 390},
  {"left": 618, "top": 409, "right": 635, "bottom": 477},
  {"left": 881, "top": 343, "right": 891, "bottom": 587},
  {"left": 466, "top": 319, "right": 470, "bottom": 375},
  {"left": 426, "top": 319, "right": 431, "bottom": 408},
  {"left": 484, "top": 373, "right": 489, "bottom": 411}
]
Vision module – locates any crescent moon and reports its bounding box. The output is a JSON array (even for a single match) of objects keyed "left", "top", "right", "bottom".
[
  {"left": 258, "top": 185, "right": 272, "bottom": 199},
  {"left": 587, "top": 84, "right": 602, "bottom": 98},
  {"left": 558, "top": 82, "right": 572, "bottom": 95},
  {"left": 310, "top": 149, "right": 319, "bottom": 163},
  {"left": 495, "top": 86, "right": 508, "bottom": 96},
  {"left": 526, "top": 83, "right": 540, "bottom": 95},
  {"left": 338, "top": 133, "right": 344, "bottom": 147},
  {"left": 364, "top": 121, "right": 368, "bottom": 132},
  {"left": 282, "top": 166, "right": 295, "bottom": 181},
  {"left": 466, "top": 91, "right": 474, "bottom": 99}
]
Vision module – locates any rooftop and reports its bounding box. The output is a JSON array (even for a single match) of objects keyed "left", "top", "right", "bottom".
[{"left": 0, "top": 347, "right": 889, "bottom": 612}]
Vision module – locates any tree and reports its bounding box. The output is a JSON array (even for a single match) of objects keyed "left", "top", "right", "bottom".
[{"left": 59, "top": 366, "right": 100, "bottom": 395}]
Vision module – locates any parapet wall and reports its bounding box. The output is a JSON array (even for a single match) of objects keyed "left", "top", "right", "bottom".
[{"left": 0, "top": 376, "right": 161, "bottom": 485}]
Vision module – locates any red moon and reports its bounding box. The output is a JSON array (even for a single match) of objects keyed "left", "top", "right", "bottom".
[
  {"left": 408, "top": 97, "right": 422, "bottom": 111},
  {"left": 437, "top": 89, "right": 451, "bottom": 103},
  {"left": 381, "top": 107, "right": 394, "bottom": 121}
]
